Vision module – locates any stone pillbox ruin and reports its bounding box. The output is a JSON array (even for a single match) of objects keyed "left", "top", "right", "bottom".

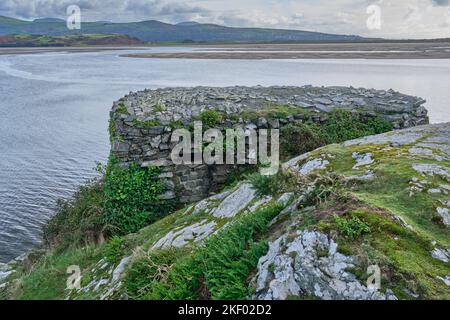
[{"left": 109, "top": 86, "right": 429, "bottom": 203}]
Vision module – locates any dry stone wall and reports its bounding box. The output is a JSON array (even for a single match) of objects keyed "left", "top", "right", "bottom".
[{"left": 109, "top": 86, "right": 428, "bottom": 203}]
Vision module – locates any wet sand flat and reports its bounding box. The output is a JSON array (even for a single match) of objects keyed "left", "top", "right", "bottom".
[{"left": 123, "top": 42, "right": 450, "bottom": 59}]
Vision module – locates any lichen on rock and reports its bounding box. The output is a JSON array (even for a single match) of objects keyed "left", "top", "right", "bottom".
[{"left": 252, "top": 231, "right": 395, "bottom": 300}]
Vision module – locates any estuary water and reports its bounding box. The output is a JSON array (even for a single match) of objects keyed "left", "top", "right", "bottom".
[{"left": 0, "top": 47, "right": 449, "bottom": 262}]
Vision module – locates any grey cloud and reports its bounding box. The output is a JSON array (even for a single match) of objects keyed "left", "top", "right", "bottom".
[
  {"left": 0, "top": 0, "right": 208, "bottom": 21},
  {"left": 431, "top": 0, "right": 449, "bottom": 6},
  {"left": 126, "top": 0, "right": 206, "bottom": 16}
]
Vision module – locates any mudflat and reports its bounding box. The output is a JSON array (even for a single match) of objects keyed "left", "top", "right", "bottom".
[{"left": 123, "top": 42, "right": 450, "bottom": 59}]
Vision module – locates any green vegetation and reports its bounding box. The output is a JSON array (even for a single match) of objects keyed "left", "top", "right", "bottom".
[
  {"left": 103, "top": 158, "right": 176, "bottom": 236},
  {"left": 0, "top": 34, "right": 143, "bottom": 47},
  {"left": 43, "top": 180, "right": 105, "bottom": 251},
  {"left": 9, "top": 246, "right": 102, "bottom": 300},
  {"left": 248, "top": 170, "right": 296, "bottom": 197},
  {"left": 153, "top": 103, "right": 166, "bottom": 112},
  {"left": 199, "top": 110, "right": 223, "bottom": 128},
  {"left": 125, "top": 203, "right": 284, "bottom": 300},
  {"left": 103, "top": 236, "right": 126, "bottom": 265},
  {"left": 115, "top": 102, "right": 129, "bottom": 115},
  {"left": 280, "top": 109, "right": 393, "bottom": 160},
  {"left": 43, "top": 156, "right": 176, "bottom": 252},
  {"left": 323, "top": 143, "right": 450, "bottom": 246},
  {"left": 0, "top": 16, "right": 364, "bottom": 43},
  {"left": 333, "top": 214, "right": 371, "bottom": 239},
  {"left": 132, "top": 119, "right": 162, "bottom": 128},
  {"left": 321, "top": 110, "right": 393, "bottom": 143},
  {"left": 317, "top": 209, "right": 450, "bottom": 299},
  {"left": 4, "top": 104, "right": 448, "bottom": 301},
  {"left": 280, "top": 122, "right": 326, "bottom": 159}
]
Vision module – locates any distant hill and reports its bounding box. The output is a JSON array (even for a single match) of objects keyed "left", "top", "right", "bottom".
[
  {"left": 0, "top": 34, "right": 144, "bottom": 47},
  {"left": 0, "top": 15, "right": 369, "bottom": 43}
]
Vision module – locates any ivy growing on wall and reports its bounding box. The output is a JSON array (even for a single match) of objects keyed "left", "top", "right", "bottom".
[{"left": 103, "top": 156, "right": 176, "bottom": 235}]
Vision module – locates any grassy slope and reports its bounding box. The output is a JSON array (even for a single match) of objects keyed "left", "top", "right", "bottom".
[{"left": 2, "top": 120, "right": 449, "bottom": 300}]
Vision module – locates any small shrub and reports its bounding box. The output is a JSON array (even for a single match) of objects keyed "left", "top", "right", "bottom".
[
  {"left": 43, "top": 179, "right": 105, "bottom": 251},
  {"left": 103, "top": 236, "right": 125, "bottom": 265},
  {"left": 280, "top": 123, "right": 326, "bottom": 160},
  {"left": 302, "top": 173, "right": 347, "bottom": 206},
  {"left": 200, "top": 110, "right": 223, "bottom": 128},
  {"left": 333, "top": 214, "right": 371, "bottom": 239},
  {"left": 279, "top": 110, "right": 392, "bottom": 160},
  {"left": 116, "top": 102, "right": 129, "bottom": 115},
  {"left": 248, "top": 170, "right": 296, "bottom": 197},
  {"left": 103, "top": 157, "right": 176, "bottom": 236},
  {"left": 153, "top": 103, "right": 166, "bottom": 112},
  {"left": 322, "top": 109, "right": 393, "bottom": 144}
]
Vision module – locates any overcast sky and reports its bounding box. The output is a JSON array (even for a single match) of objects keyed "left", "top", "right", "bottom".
[{"left": 1, "top": 0, "right": 450, "bottom": 39}]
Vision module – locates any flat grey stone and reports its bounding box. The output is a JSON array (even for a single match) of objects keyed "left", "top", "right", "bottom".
[{"left": 211, "top": 183, "right": 256, "bottom": 218}]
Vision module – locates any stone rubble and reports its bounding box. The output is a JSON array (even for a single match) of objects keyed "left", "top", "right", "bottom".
[{"left": 117, "top": 86, "right": 427, "bottom": 128}]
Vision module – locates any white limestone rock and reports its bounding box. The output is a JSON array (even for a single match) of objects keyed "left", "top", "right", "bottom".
[
  {"left": 152, "top": 220, "right": 217, "bottom": 250},
  {"left": 431, "top": 248, "right": 450, "bottom": 263},
  {"left": 252, "top": 231, "right": 395, "bottom": 300},
  {"left": 412, "top": 163, "right": 450, "bottom": 181},
  {"left": 211, "top": 183, "right": 256, "bottom": 218},
  {"left": 352, "top": 152, "right": 374, "bottom": 169},
  {"left": 436, "top": 207, "right": 450, "bottom": 226},
  {"left": 295, "top": 158, "right": 330, "bottom": 176},
  {"left": 437, "top": 276, "right": 450, "bottom": 287}
]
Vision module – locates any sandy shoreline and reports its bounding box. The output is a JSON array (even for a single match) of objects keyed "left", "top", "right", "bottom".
[
  {"left": 2, "top": 42, "right": 450, "bottom": 59},
  {"left": 123, "top": 42, "right": 450, "bottom": 59}
]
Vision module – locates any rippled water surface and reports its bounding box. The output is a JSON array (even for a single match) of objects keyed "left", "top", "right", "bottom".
[{"left": 0, "top": 48, "right": 449, "bottom": 262}]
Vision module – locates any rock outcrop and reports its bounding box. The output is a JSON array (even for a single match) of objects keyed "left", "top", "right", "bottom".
[{"left": 252, "top": 230, "right": 396, "bottom": 300}]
